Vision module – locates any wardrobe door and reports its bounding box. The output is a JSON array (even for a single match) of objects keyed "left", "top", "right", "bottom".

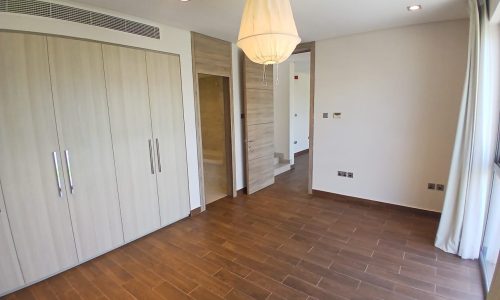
[
  {"left": 0, "top": 32, "right": 78, "bottom": 283},
  {"left": 47, "top": 37, "right": 124, "bottom": 262},
  {"left": 0, "top": 185, "right": 24, "bottom": 295},
  {"left": 102, "top": 44, "right": 161, "bottom": 242},
  {"left": 146, "top": 52, "right": 190, "bottom": 226}
]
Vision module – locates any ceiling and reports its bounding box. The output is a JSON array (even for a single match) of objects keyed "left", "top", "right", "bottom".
[{"left": 70, "top": 0, "right": 469, "bottom": 42}]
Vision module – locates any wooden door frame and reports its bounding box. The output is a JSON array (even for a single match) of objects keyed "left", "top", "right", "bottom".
[
  {"left": 191, "top": 33, "right": 237, "bottom": 213},
  {"left": 293, "top": 42, "right": 316, "bottom": 194}
]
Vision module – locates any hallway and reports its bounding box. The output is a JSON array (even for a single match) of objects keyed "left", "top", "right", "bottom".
[{"left": 3, "top": 155, "right": 483, "bottom": 300}]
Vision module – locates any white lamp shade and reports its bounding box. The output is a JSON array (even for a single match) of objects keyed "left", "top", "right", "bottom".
[{"left": 237, "top": 0, "right": 301, "bottom": 65}]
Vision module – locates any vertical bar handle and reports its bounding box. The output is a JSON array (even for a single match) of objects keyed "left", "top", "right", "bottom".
[
  {"left": 64, "top": 150, "right": 74, "bottom": 194},
  {"left": 148, "top": 139, "right": 155, "bottom": 174},
  {"left": 156, "top": 138, "right": 162, "bottom": 173},
  {"left": 52, "top": 152, "right": 63, "bottom": 197}
]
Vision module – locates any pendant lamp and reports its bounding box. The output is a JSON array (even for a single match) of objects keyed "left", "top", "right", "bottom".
[{"left": 237, "top": 0, "right": 301, "bottom": 65}]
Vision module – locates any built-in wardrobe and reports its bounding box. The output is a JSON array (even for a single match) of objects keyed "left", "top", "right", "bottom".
[{"left": 0, "top": 31, "right": 190, "bottom": 295}]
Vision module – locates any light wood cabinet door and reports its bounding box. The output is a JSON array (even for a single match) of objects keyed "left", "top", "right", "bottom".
[
  {"left": 47, "top": 37, "right": 124, "bottom": 261},
  {"left": 146, "top": 52, "right": 190, "bottom": 226},
  {"left": 243, "top": 58, "right": 275, "bottom": 194},
  {"left": 102, "top": 44, "right": 161, "bottom": 242},
  {"left": 0, "top": 32, "right": 78, "bottom": 283},
  {"left": 0, "top": 185, "right": 24, "bottom": 295}
]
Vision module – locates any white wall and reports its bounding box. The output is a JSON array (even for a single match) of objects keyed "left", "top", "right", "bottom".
[
  {"left": 491, "top": 0, "right": 500, "bottom": 21},
  {"left": 0, "top": 0, "right": 202, "bottom": 210},
  {"left": 292, "top": 71, "right": 310, "bottom": 154},
  {"left": 313, "top": 20, "right": 469, "bottom": 212},
  {"left": 231, "top": 45, "right": 246, "bottom": 190},
  {"left": 274, "top": 53, "right": 312, "bottom": 164},
  {"left": 274, "top": 61, "right": 292, "bottom": 160}
]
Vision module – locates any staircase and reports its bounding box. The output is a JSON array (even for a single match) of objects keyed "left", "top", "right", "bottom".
[{"left": 274, "top": 152, "right": 291, "bottom": 176}]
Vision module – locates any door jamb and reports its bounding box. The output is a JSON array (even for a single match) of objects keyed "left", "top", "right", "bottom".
[{"left": 292, "top": 42, "right": 316, "bottom": 194}]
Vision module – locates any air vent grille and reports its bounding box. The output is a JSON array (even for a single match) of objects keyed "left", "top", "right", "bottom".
[{"left": 0, "top": 0, "right": 160, "bottom": 39}]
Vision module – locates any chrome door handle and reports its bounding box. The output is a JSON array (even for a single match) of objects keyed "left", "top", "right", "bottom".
[
  {"left": 52, "top": 152, "right": 63, "bottom": 197},
  {"left": 64, "top": 150, "right": 74, "bottom": 194},
  {"left": 148, "top": 139, "right": 155, "bottom": 174},
  {"left": 156, "top": 138, "right": 162, "bottom": 173}
]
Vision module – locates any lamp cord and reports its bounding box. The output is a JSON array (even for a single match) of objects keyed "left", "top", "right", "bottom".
[
  {"left": 262, "top": 64, "right": 267, "bottom": 86},
  {"left": 262, "top": 63, "right": 280, "bottom": 86}
]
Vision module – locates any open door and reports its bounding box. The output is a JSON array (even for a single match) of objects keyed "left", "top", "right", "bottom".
[{"left": 243, "top": 57, "right": 275, "bottom": 194}]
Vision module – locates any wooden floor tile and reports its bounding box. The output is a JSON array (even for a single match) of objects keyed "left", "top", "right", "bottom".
[{"left": 2, "top": 154, "right": 484, "bottom": 300}]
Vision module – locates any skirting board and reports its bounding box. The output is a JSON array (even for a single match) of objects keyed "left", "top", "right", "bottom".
[
  {"left": 191, "top": 188, "right": 246, "bottom": 215},
  {"left": 312, "top": 190, "right": 441, "bottom": 218}
]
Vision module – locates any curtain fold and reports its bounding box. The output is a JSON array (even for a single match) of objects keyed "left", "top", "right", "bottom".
[{"left": 435, "top": 0, "right": 497, "bottom": 259}]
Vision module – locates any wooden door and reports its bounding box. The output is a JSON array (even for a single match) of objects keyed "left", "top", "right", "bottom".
[
  {"left": 146, "top": 51, "right": 190, "bottom": 226},
  {"left": 102, "top": 44, "right": 161, "bottom": 242},
  {"left": 243, "top": 58, "right": 275, "bottom": 194},
  {"left": 47, "top": 37, "right": 124, "bottom": 261},
  {"left": 0, "top": 185, "right": 24, "bottom": 295},
  {"left": 0, "top": 32, "right": 78, "bottom": 283}
]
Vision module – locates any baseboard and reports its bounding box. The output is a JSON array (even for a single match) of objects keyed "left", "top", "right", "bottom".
[
  {"left": 294, "top": 149, "right": 309, "bottom": 157},
  {"left": 312, "top": 190, "right": 441, "bottom": 218}
]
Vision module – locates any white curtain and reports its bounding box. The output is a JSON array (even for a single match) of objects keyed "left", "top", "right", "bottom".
[{"left": 435, "top": 0, "right": 498, "bottom": 259}]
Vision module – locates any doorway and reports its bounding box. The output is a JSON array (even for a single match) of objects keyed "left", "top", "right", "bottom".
[
  {"left": 198, "top": 74, "right": 233, "bottom": 204},
  {"left": 273, "top": 50, "right": 312, "bottom": 190},
  {"left": 290, "top": 52, "right": 311, "bottom": 161}
]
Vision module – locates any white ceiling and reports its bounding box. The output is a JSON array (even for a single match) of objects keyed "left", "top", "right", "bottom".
[{"left": 69, "top": 0, "right": 469, "bottom": 42}]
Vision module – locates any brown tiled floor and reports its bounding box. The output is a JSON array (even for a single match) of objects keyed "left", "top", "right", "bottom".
[{"left": 3, "top": 154, "right": 484, "bottom": 300}]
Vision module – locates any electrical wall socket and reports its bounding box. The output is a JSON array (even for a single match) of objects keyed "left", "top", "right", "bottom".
[
  {"left": 338, "top": 171, "right": 353, "bottom": 178},
  {"left": 428, "top": 183, "right": 445, "bottom": 191},
  {"left": 323, "top": 113, "right": 329, "bottom": 118}
]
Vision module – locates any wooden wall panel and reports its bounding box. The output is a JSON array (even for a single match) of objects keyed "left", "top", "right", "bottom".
[
  {"left": 243, "top": 57, "right": 275, "bottom": 194},
  {"left": 245, "top": 89, "right": 274, "bottom": 125},
  {"left": 192, "top": 32, "right": 232, "bottom": 77},
  {"left": 246, "top": 155, "right": 275, "bottom": 194},
  {"left": 199, "top": 76, "right": 227, "bottom": 154},
  {"left": 243, "top": 61, "right": 274, "bottom": 91},
  {"left": 191, "top": 32, "right": 236, "bottom": 210},
  {"left": 247, "top": 123, "right": 274, "bottom": 161}
]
